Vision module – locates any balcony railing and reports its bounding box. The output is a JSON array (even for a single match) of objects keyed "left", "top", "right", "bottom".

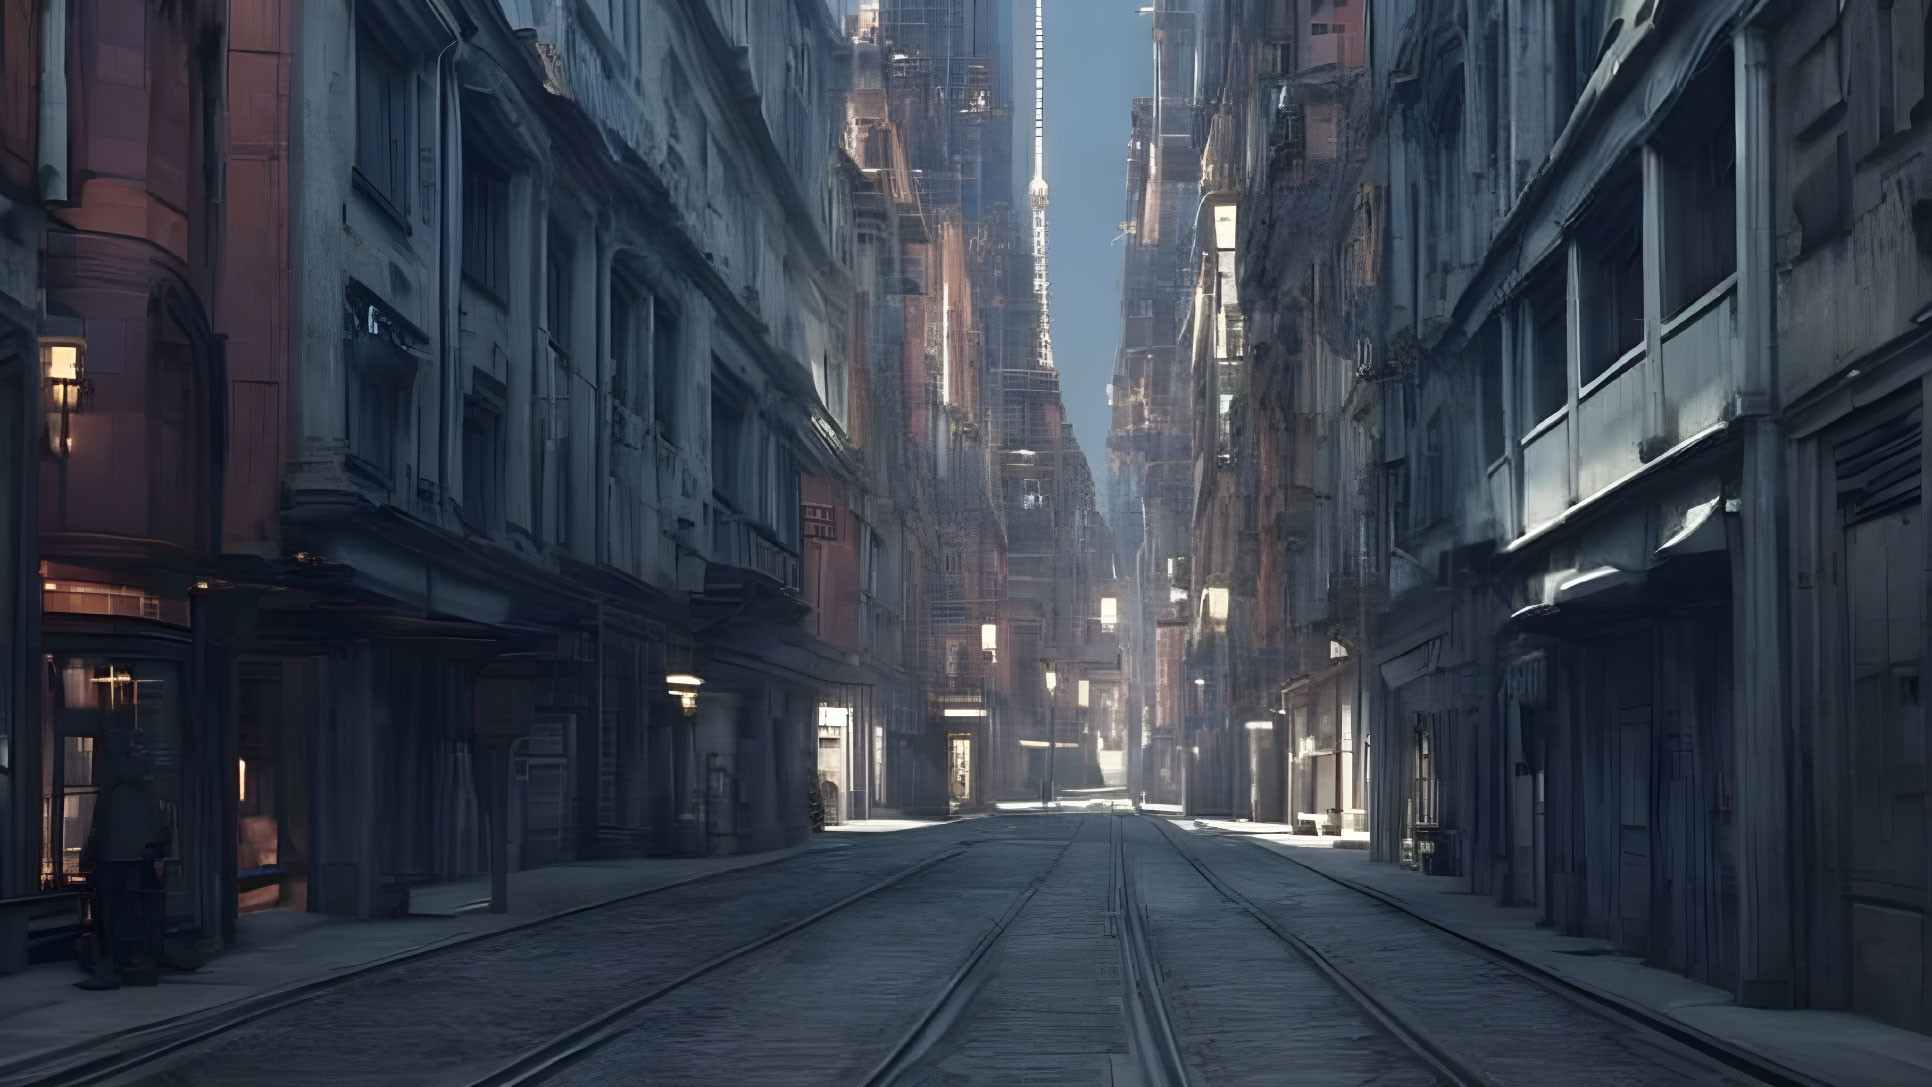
[
  {"left": 710, "top": 512, "right": 801, "bottom": 593},
  {"left": 1514, "top": 281, "right": 1737, "bottom": 540}
]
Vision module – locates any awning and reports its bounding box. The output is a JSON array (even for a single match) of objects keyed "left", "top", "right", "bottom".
[{"left": 1657, "top": 496, "right": 1727, "bottom": 559}]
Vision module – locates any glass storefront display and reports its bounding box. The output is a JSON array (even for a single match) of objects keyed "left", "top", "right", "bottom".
[{"left": 40, "top": 655, "right": 197, "bottom": 931}]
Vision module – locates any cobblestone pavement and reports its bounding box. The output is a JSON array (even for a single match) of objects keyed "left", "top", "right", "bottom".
[{"left": 78, "top": 814, "right": 1768, "bottom": 1086}]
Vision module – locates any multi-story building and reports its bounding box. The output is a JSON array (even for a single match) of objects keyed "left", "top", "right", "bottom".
[
  {"left": 1108, "top": 0, "right": 1202, "bottom": 808},
  {"left": 28, "top": 0, "right": 234, "bottom": 943},
  {"left": 5, "top": 0, "right": 940, "bottom": 971},
  {"left": 874, "top": 0, "right": 1111, "bottom": 806},
  {"left": 1179, "top": 0, "right": 1932, "bottom": 1036},
  {"left": 1360, "top": 0, "right": 1769, "bottom": 1008},
  {"left": 0, "top": 0, "right": 51, "bottom": 972}
]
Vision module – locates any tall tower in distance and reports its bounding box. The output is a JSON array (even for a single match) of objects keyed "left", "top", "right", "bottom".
[{"left": 1029, "top": 0, "right": 1054, "bottom": 370}]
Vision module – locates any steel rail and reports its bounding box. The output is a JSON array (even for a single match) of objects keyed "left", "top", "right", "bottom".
[
  {"left": 1115, "top": 815, "right": 1193, "bottom": 1087},
  {"left": 466, "top": 846, "right": 970, "bottom": 1086},
  {"left": 16, "top": 847, "right": 831, "bottom": 1087},
  {"left": 1140, "top": 814, "right": 1484, "bottom": 1087},
  {"left": 856, "top": 837, "right": 1077, "bottom": 1087},
  {"left": 1214, "top": 828, "right": 1807, "bottom": 1087}
]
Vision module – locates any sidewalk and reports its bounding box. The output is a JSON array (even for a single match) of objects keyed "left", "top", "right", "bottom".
[
  {"left": 1176, "top": 818, "right": 1932, "bottom": 1087},
  {"left": 0, "top": 846, "right": 813, "bottom": 1084},
  {"left": 822, "top": 815, "right": 982, "bottom": 834}
]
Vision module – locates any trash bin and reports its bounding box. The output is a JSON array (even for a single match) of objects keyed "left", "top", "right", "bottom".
[{"left": 1412, "top": 822, "right": 1441, "bottom": 876}]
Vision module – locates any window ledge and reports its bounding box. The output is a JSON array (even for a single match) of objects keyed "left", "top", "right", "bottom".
[
  {"left": 1661, "top": 273, "right": 1739, "bottom": 339},
  {"left": 344, "top": 453, "right": 395, "bottom": 490},
  {"left": 461, "top": 275, "right": 509, "bottom": 310},
  {"left": 350, "top": 169, "right": 411, "bottom": 237},
  {"left": 1579, "top": 342, "right": 1646, "bottom": 400},
  {"left": 1520, "top": 406, "right": 1569, "bottom": 446},
  {"left": 1505, "top": 419, "right": 1732, "bottom": 555}
]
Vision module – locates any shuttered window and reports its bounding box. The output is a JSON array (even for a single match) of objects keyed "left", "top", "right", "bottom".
[
  {"left": 1836, "top": 402, "right": 1923, "bottom": 527},
  {"left": 355, "top": 24, "right": 410, "bottom": 217}
]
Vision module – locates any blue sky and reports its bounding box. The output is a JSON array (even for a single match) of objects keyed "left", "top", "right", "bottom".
[{"left": 1042, "top": 0, "right": 1152, "bottom": 497}]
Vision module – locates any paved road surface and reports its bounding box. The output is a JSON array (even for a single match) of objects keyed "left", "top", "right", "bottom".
[{"left": 76, "top": 814, "right": 1759, "bottom": 1086}]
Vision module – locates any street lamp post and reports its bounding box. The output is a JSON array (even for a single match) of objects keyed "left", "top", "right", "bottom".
[{"left": 1043, "top": 661, "right": 1058, "bottom": 809}]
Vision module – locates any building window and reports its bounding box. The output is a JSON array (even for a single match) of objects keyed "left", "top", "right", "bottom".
[
  {"left": 711, "top": 382, "right": 744, "bottom": 508},
  {"left": 349, "top": 365, "right": 403, "bottom": 481},
  {"left": 355, "top": 21, "right": 410, "bottom": 218},
  {"left": 555, "top": 434, "right": 572, "bottom": 548},
  {"left": 345, "top": 293, "right": 418, "bottom": 483},
  {"left": 462, "top": 152, "right": 510, "bottom": 300},
  {"left": 1472, "top": 320, "right": 1505, "bottom": 466},
  {"left": 462, "top": 371, "right": 505, "bottom": 531},
  {"left": 653, "top": 301, "right": 680, "bottom": 437},
  {"left": 546, "top": 225, "right": 573, "bottom": 369},
  {"left": 1525, "top": 272, "right": 1567, "bottom": 426},
  {"left": 1657, "top": 49, "right": 1736, "bottom": 318},
  {"left": 1578, "top": 181, "right": 1643, "bottom": 384},
  {"left": 611, "top": 280, "right": 644, "bottom": 412},
  {"left": 1419, "top": 411, "right": 1447, "bottom": 528}
]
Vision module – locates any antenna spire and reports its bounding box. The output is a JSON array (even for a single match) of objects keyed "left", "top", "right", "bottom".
[{"left": 1030, "top": 0, "right": 1053, "bottom": 369}]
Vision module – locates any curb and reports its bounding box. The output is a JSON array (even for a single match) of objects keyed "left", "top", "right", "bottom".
[
  {"left": 1197, "top": 825, "right": 1827, "bottom": 1087},
  {"left": 0, "top": 843, "right": 818, "bottom": 1087}
]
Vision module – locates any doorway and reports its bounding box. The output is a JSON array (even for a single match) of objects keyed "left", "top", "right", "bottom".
[
  {"left": 1842, "top": 503, "right": 1925, "bottom": 1027},
  {"left": 234, "top": 661, "right": 311, "bottom": 912}
]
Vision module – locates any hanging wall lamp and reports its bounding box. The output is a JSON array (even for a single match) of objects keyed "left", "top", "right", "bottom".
[{"left": 41, "top": 339, "right": 87, "bottom": 456}]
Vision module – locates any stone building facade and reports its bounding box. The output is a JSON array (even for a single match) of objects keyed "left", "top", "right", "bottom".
[
  {"left": 0, "top": 0, "right": 979, "bottom": 971},
  {"left": 1108, "top": 0, "right": 1203, "bottom": 809},
  {"left": 1160, "top": 0, "right": 1932, "bottom": 1033}
]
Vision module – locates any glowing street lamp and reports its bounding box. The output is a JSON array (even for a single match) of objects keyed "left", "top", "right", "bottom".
[
  {"left": 666, "top": 673, "right": 703, "bottom": 717},
  {"left": 1041, "top": 659, "right": 1058, "bottom": 809},
  {"left": 41, "top": 340, "right": 87, "bottom": 456}
]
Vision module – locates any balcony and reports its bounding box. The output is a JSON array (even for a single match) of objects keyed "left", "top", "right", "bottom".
[
  {"left": 703, "top": 511, "right": 803, "bottom": 611},
  {"left": 1514, "top": 281, "right": 1737, "bottom": 541}
]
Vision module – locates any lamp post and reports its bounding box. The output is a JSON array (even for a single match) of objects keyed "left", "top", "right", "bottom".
[
  {"left": 1193, "top": 676, "right": 1206, "bottom": 815},
  {"left": 1077, "top": 678, "right": 1090, "bottom": 801},
  {"left": 41, "top": 339, "right": 87, "bottom": 457},
  {"left": 978, "top": 621, "right": 997, "bottom": 812},
  {"left": 1043, "top": 661, "right": 1057, "bottom": 809}
]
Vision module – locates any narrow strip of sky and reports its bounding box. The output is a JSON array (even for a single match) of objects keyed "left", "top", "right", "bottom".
[{"left": 1041, "top": 0, "right": 1151, "bottom": 496}]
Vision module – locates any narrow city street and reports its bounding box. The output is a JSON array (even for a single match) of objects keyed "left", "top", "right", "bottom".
[
  {"left": 7, "top": 1, "right": 1932, "bottom": 1082},
  {"left": 40, "top": 816, "right": 1761, "bottom": 1087}
]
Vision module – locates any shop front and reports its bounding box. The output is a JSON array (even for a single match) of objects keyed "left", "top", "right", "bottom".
[{"left": 38, "top": 573, "right": 223, "bottom": 946}]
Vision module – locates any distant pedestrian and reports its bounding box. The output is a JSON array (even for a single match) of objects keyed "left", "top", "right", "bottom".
[
  {"left": 808, "top": 776, "right": 827, "bottom": 832},
  {"left": 76, "top": 732, "right": 169, "bottom": 991}
]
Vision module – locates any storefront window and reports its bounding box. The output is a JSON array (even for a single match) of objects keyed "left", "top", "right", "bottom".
[
  {"left": 41, "top": 656, "right": 186, "bottom": 912},
  {"left": 41, "top": 575, "right": 190, "bottom": 627}
]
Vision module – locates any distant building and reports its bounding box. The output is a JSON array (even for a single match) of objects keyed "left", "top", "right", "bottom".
[{"left": 1108, "top": 0, "right": 1204, "bottom": 808}]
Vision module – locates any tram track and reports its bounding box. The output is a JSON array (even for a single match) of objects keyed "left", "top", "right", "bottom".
[
  {"left": 1139, "top": 814, "right": 1480, "bottom": 1086},
  {"left": 468, "top": 847, "right": 969, "bottom": 1086},
  {"left": 1207, "top": 827, "right": 1815, "bottom": 1087},
  {"left": 16, "top": 813, "right": 1770, "bottom": 1086},
  {"left": 69, "top": 837, "right": 989, "bottom": 1087},
  {"left": 856, "top": 839, "right": 1073, "bottom": 1087},
  {"left": 859, "top": 814, "right": 1193, "bottom": 1087},
  {"left": 1147, "top": 815, "right": 1769, "bottom": 1086}
]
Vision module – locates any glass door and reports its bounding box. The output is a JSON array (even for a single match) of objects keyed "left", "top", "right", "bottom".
[{"left": 42, "top": 655, "right": 196, "bottom": 930}]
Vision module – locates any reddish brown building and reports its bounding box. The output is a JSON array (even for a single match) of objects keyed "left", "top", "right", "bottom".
[
  {"left": 1, "top": 0, "right": 50, "bottom": 973},
  {"left": 33, "top": 0, "right": 234, "bottom": 945}
]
